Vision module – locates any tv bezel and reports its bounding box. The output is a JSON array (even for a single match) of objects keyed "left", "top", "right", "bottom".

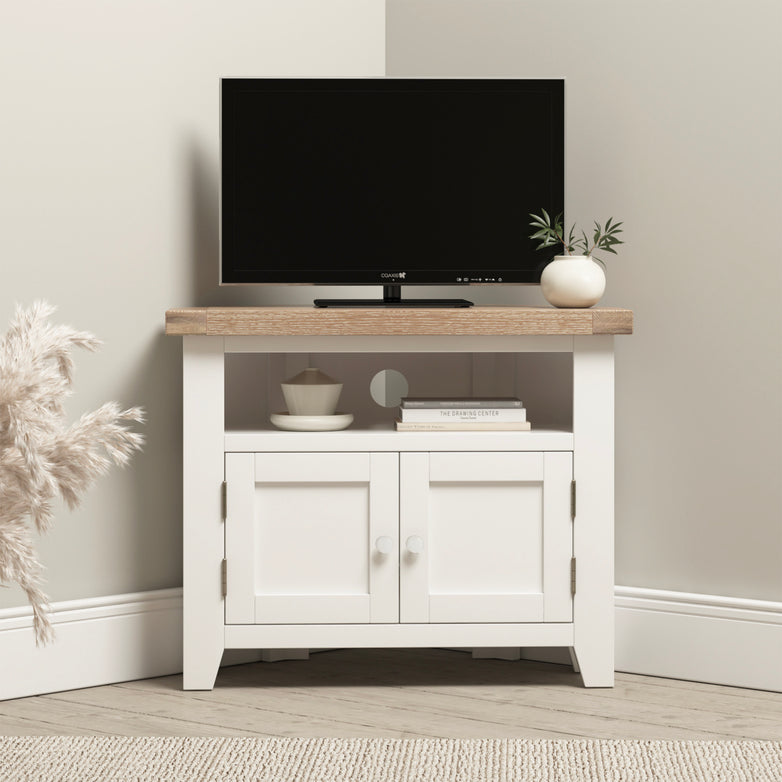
[{"left": 219, "top": 77, "right": 565, "bottom": 288}]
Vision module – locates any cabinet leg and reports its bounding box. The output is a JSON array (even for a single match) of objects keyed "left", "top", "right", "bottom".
[
  {"left": 568, "top": 647, "right": 580, "bottom": 674},
  {"left": 182, "top": 336, "right": 226, "bottom": 693},
  {"left": 571, "top": 641, "right": 614, "bottom": 688},
  {"left": 572, "top": 336, "right": 615, "bottom": 689},
  {"left": 183, "top": 643, "right": 223, "bottom": 690}
]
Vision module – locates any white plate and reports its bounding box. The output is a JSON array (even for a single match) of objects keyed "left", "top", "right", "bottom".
[{"left": 270, "top": 412, "right": 354, "bottom": 432}]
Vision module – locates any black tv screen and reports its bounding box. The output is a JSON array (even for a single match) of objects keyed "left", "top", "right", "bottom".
[{"left": 221, "top": 78, "right": 564, "bottom": 287}]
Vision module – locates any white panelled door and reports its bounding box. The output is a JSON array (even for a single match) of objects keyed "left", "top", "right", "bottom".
[
  {"left": 225, "top": 452, "right": 399, "bottom": 624},
  {"left": 400, "top": 451, "right": 573, "bottom": 623}
]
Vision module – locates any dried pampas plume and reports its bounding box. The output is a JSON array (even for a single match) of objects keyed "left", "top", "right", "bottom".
[{"left": 0, "top": 302, "right": 144, "bottom": 644}]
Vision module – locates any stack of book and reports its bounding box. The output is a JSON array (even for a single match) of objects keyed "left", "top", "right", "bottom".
[{"left": 395, "top": 397, "right": 530, "bottom": 431}]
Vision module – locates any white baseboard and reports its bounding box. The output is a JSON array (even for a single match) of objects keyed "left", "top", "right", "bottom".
[
  {"left": 0, "top": 588, "right": 269, "bottom": 701},
  {"left": 0, "top": 589, "right": 182, "bottom": 699},
  {"left": 2, "top": 585, "right": 781, "bottom": 700},
  {"left": 615, "top": 586, "right": 782, "bottom": 693},
  {"left": 0, "top": 589, "right": 185, "bottom": 701},
  {"left": 516, "top": 587, "right": 782, "bottom": 693}
]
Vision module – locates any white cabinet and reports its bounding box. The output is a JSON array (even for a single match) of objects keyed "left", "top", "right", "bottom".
[
  {"left": 225, "top": 450, "right": 573, "bottom": 628},
  {"left": 166, "top": 305, "right": 633, "bottom": 690}
]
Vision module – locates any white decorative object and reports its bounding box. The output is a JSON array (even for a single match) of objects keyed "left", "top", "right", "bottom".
[
  {"left": 540, "top": 255, "right": 606, "bottom": 308},
  {"left": 269, "top": 412, "right": 353, "bottom": 432},
  {"left": 0, "top": 302, "right": 144, "bottom": 645},
  {"left": 281, "top": 368, "right": 342, "bottom": 416}
]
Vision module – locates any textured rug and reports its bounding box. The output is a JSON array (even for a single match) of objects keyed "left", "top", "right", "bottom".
[{"left": 1, "top": 737, "right": 781, "bottom": 781}]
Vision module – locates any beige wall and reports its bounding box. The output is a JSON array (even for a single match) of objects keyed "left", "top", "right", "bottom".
[
  {"left": 387, "top": 0, "right": 782, "bottom": 599},
  {"left": 0, "top": 0, "right": 385, "bottom": 608},
  {"left": 2, "top": 0, "right": 780, "bottom": 611}
]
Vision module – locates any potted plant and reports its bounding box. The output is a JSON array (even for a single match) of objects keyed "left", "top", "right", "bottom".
[{"left": 529, "top": 210, "right": 624, "bottom": 308}]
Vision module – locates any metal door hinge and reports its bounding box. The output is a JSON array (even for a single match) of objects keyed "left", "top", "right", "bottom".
[
  {"left": 570, "top": 480, "right": 576, "bottom": 520},
  {"left": 570, "top": 558, "right": 577, "bottom": 596},
  {"left": 221, "top": 481, "right": 227, "bottom": 521},
  {"left": 221, "top": 558, "right": 227, "bottom": 597}
]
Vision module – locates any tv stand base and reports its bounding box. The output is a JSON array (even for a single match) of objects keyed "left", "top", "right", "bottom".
[
  {"left": 314, "top": 284, "right": 473, "bottom": 308},
  {"left": 314, "top": 298, "right": 473, "bottom": 308}
]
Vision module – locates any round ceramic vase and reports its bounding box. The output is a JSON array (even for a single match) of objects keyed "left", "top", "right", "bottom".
[
  {"left": 540, "top": 255, "right": 606, "bottom": 308},
  {"left": 281, "top": 367, "right": 342, "bottom": 416}
]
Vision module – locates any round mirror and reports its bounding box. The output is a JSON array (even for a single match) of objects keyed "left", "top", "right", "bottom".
[{"left": 370, "top": 369, "right": 409, "bottom": 408}]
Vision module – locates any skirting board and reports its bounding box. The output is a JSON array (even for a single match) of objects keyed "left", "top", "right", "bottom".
[
  {"left": 0, "top": 589, "right": 184, "bottom": 701},
  {"left": 614, "top": 586, "right": 782, "bottom": 693},
  {"left": 0, "top": 589, "right": 262, "bottom": 702},
  {"left": 521, "top": 586, "right": 782, "bottom": 693},
  {"left": 1, "top": 585, "right": 781, "bottom": 700}
]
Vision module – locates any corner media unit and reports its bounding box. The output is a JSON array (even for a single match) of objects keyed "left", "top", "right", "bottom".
[{"left": 165, "top": 305, "right": 633, "bottom": 689}]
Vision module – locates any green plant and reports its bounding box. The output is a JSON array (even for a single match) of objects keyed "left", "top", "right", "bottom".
[{"left": 529, "top": 210, "right": 623, "bottom": 266}]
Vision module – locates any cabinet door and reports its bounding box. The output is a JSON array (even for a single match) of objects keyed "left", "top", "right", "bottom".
[
  {"left": 225, "top": 452, "right": 398, "bottom": 624},
  {"left": 400, "top": 451, "right": 572, "bottom": 623}
]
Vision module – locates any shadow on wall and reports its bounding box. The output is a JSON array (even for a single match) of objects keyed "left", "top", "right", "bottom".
[
  {"left": 186, "top": 139, "right": 322, "bottom": 308},
  {"left": 188, "top": 138, "right": 260, "bottom": 307},
  {"left": 121, "top": 331, "right": 185, "bottom": 592}
]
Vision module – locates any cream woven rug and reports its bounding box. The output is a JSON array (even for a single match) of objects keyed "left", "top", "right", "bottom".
[{"left": 1, "top": 737, "right": 781, "bottom": 781}]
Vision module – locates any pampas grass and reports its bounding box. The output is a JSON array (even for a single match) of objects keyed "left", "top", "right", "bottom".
[{"left": 0, "top": 302, "right": 144, "bottom": 644}]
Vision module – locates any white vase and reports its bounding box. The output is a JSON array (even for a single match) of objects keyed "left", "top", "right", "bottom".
[
  {"left": 281, "top": 367, "right": 343, "bottom": 416},
  {"left": 540, "top": 255, "right": 606, "bottom": 308}
]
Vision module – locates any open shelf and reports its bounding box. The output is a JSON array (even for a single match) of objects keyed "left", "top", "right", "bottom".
[{"left": 225, "top": 351, "right": 574, "bottom": 433}]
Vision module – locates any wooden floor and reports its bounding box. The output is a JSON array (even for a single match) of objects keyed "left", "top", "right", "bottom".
[{"left": 1, "top": 649, "right": 781, "bottom": 739}]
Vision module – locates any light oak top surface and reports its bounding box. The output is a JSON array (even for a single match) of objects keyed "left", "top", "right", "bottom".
[{"left": 165, "top": 306, "right": 633, "bottom": 337}]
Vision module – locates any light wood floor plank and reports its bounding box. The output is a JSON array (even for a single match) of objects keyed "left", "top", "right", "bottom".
[
  {"left": 1, "top": 650, "right": 780, "bottom": 739},
  {"left": 113, "top": 677, "right": 574, "bottom": 739},
  {"left": 46, "top": 683, "right": 423, "bottom": 739},
  {"left": 589, "top": 677, "right": 782, "bottom": 720},
  {"left": 0, "top": 694, "right": 263, "bottom": 737},
  {"left": 0, "top": 714, "right": 96, "bottom": 736},
  {"left": 615, "top": 668, "right": 782, "bottom": 702}
]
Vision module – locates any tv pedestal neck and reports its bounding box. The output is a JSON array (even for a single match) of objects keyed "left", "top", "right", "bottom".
[{"left": 314, "top": 284, "right": 473, "bottom": 308}]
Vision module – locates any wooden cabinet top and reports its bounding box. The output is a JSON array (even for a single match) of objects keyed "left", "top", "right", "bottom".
[{"left": 165, "top": 306, "right": 633, "bottom": 337}]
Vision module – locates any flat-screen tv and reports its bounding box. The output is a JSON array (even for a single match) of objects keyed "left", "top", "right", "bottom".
[{"left": 220, "top": 78, "right": 564, "bottom": 307}]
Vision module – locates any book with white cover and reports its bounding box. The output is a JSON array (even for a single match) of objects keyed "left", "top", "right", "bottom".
[
  {"left": 399, "top": 407, "right": 527, "bottom": 422},
  {"left": 395, "top": 420, "right": 531, "bottom": 431},
  {"left": 400, "top": 397, "right": 523, "bottom": 408}
]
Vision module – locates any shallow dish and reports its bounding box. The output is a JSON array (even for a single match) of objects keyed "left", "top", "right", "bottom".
[{"left": 270, "top": 412, "right": 354, "bottom": 432}]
